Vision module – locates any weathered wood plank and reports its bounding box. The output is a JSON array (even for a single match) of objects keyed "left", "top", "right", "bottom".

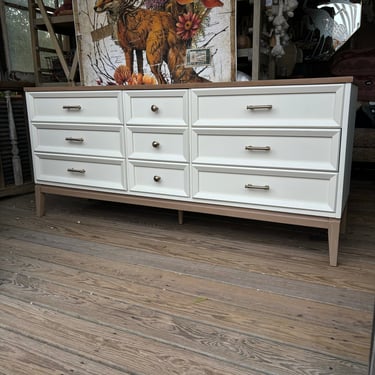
[
  {"left": 0, "top": 251, "right": 371, "bottom": 364},
  {"left": 0, "top": 236, "right": 371, "bottom": 333},
  {"left": 0, "top": 327, "right": 128, "bottom": 375},
  {"left": 0, "top": 295, "right": 259, "bottom": 375},
  {"left": 0, "top": 197, "right": 374, "bottom": 291},
  {"left": 1, "top": 226, "right": 373, "bottom": 311},
  {"left": 0, "top": 273, "right": 368, "bottom": 375},
  {"left": 0, "top": 180, "right": 373, "bottom": 375}
]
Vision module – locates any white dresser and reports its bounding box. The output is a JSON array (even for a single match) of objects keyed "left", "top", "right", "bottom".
[{"left": 25, "top": 77, "right": 357, "bottom": 266}]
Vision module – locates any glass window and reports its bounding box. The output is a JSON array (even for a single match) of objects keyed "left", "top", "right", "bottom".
[
  {"left": 2, "top": 1, "right": 62, "bottom": 74},
  {"left": 4, "top": 4, "right": 33, "bottom": 73}
]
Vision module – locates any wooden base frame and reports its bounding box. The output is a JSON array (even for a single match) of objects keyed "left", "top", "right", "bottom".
[{"left": 35, "top": 184, "right": 344, "bottom": 266}]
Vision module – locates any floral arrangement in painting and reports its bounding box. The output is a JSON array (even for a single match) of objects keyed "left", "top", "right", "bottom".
[{"left": 81, "top": 0, "right": 232, "bottom": 85}]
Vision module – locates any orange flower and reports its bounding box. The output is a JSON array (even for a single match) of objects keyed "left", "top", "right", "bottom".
[
  {"left": 200, "top": 0, "right": 223, "bottom": 8},
  {"left": 113, "top": 65, "right": 131, "bottom": 85},
  {"left": 176, "top": 11, "right": 202, "bottom": 41},
  {"left": 142, "top": 75, "right": 158, "bottom": 85},
  {"left": 114, "top": 65, "right": 157, "bottom": 85}
]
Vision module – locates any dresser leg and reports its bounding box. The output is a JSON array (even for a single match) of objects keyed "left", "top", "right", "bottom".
[
  {"left": 328, "top": 219, "right": 341, "bottom": 266},
  {"left": 35, "top": 185, "right": 45, "bottom": 217},
  {"left": 178, "top": 210, "right": 184, "bottom": 225}
]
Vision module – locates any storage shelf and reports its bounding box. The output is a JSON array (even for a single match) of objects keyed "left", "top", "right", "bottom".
[
  {"left": 35, "top": 14, "right": 75, "bottom": 35},
  {"left": 29, "top": 0, "right": 79, "bottom": 86}
]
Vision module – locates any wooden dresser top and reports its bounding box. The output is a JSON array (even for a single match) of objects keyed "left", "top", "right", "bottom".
[{"left": 24, "top": 76, "right": 354, "bottom": 92}]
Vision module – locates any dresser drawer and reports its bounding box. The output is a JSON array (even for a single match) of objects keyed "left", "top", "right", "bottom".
[
  {"left": 192, "top": 165, "right": 337, "bottom": 213},
  {"left": 34, "top": 154, "right": 126, "bottom": 190},
  {"left": 192, "top": 128, "right": 341, "bottom": 171},
  {"left": 124, "top": 90, "right": 189, "bottom": 126},
  {"left": 191, "top": 85, "right": 345, "bottom": 127},
  {"left": 128, "top": 161, "right": 189, "bottom": 197},
  {"left": 26, "top": 91, "right": 123, "bottom": 124},
  {"left": 127, "top": 127, "right": 189, "bottom": 162},
  {"left": 31, "top": 124, "right": 124, "bottom": 158}
]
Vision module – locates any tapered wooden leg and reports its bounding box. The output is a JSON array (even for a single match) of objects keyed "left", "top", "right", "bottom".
[
  {"left": 178, "top": 210, "right": 184, "bottom": 225},
  {"left": 35, "top": 185, "right": 45, "bottom": 217},
  {"left": 328, "top": 219, "right": 341, "bottom": 266}
]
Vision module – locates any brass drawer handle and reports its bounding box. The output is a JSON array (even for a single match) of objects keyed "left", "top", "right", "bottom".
[
  {"left": 151, "top": 104, "right": 159, "bottom": 112},
  {"left": 62, "top": 105, "right": 82, "bottom": 111},
  {"left": 65, "top": 137, "right": 84, "bottom": 143},
  {"left": 153, "top": 175, "right": 161, "bottom": 182},
  {"left": 67, "top": 168, "right": 86, "bottom": 174},
  {"left": 152, "top": 141, "right": 160, "bottom": 148},
  {"left": 245, "top": 145, "right": 271, "bottom": 151},
  {"left": 245, "top": 183, "right": 270, "bottom": 190},
  {"left": 246, "top": 105, "right": 272, "bottom": 110}
]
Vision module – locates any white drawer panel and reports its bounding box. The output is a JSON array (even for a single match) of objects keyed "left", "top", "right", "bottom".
[
  {"left": 127, "top": 127, "right": 189, "bottom": 162},
  {"left": 34, "top": 154, "right": 126, "bottom": 190},
  {"left": 26, "top": 91, "right": 123, "bottom": 124},
  {"left": 124, "top": 90, "right": 188, "bottom": 126},
  {"left": 192, "top": 128, "right": 341, "bottom": 171},
  {"left": 32, "top": 124, "right": 124, "bottom": 158},
  {"left": 192, "top": 166, "right": 337, "bottom": 213},
  {"left": 128, "top": 161, "right": 189, "bottom": 197},
  {"left": 191, "top": 85, "right": 345, "bottom": 127}
]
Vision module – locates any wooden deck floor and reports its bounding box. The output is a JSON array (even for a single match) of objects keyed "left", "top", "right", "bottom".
[{"left": 0, "top": 180, "right": 374, "bottom": 375}]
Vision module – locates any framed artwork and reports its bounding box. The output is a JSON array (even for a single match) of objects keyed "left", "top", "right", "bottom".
[{"left": 74, "top": 0, "right": 236, "bottom": 86}]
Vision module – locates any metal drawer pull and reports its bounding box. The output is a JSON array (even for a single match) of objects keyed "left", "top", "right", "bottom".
[
  {"left": 245, "top": 183, "right": 270, "bottom": 190},
  {"left": 152, "top": 141, "right": 160, "bottom": 148},
  {"left": 67, "top": 168, "right": 86, "bottom": 174},
  {"left": 153, "top": 175, "right": 161, "bottom": 182},
  {"left": 245, "top": 145, "right": 271, "bottom": 151},
  {"left": 65, "top": 137, "right": 84, "bottom": 142},
  {"left": 151, "top": 104, "right": 159, "bottom": 112},
  {"left": 246, "top": 105, "right": 272, "bottom": 110},
  {"left": 62, "top": 105, "right": 82, "bottom": 111}
]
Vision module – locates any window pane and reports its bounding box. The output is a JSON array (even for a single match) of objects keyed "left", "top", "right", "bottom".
[
  {"left": 43, "top": 0, "right": 59, "bottom": 7},
  {"left": 5, "top": 6, "right": 33, "bottom": 73}
]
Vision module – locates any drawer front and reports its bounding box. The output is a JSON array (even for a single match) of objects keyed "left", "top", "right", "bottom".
[
  {"left": 192, "top": 165, "right": 337, "bottom": 213},
  {"left": 124, "top": 90, "right": 189, "bottom": 126},
  {"left": 127, "top": 127, "right": 189, "bottom": 162},
  {"left": 191, "top": 84, "right": 345, "bottom": 127},
  {"left": 34, "top": 154, "right": 126, "bottom": 190},
  {"left": 192, "top": 128, "right": 341, "bottom": 171},
  {"left": 128, "top": 161, "right": 189, "bottom": 197},
  {"left": 26, "top": 91, "right": 123, "bottom": 124},
  {"left": 32, "top": 124, "right": 124, "bottom": 158}
]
